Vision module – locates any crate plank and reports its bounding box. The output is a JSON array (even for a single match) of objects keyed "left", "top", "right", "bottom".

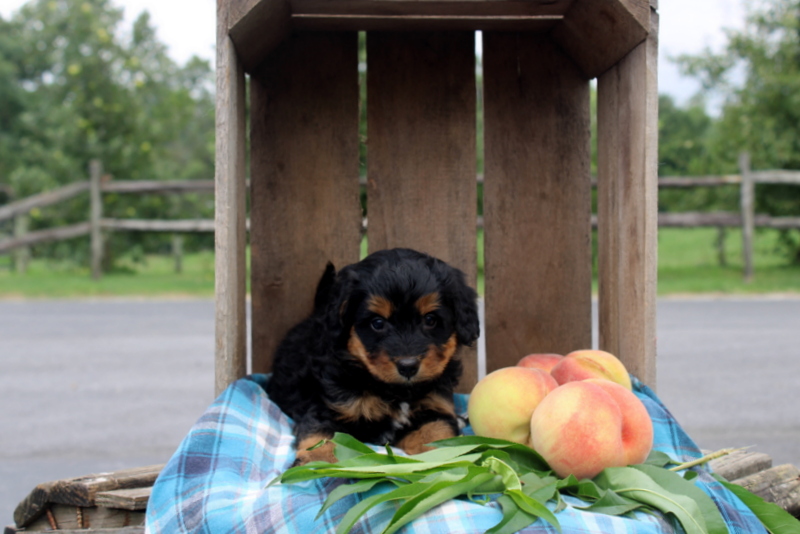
[
  {"left": 734, "top": 464, "right": 800, "bottom": 516},
  {"left": 709, "top": 449, "right": 773, "bottom": 482},
  {"left": 250, "top": 32, "right": 362, "bottom": 374},
  {"left": 551, "top": 0, "right": 649, "bottom": 78},
  {"left": 482, "top": 33, "right": 592, "bottom": 372},
  {"left": 13, "top": 465, "right": 161, "bottom": 528},
  {"left": 47, "top": 465, "right": 162, "bottom": 508},
  {"left": 20, "top": 504, "right": 145, "bottom": 531},
  {"left": 95, "top": 487, "right": 152, "bottom": 511},
  {"left": 366, "top": 31, "right": 478, "bottom": 391},
  {"left": 596, "top": 4, "right": 658, "bottom": 388},
  {"left": 214, "top": 12, "right": 249, "bottom": 395}
]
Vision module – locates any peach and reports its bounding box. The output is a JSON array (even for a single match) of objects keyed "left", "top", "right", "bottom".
[
  {"left": 516, "top": 353, "right": 564, "bottom": 373},
  {"left": 468, "top": 367, "right": 558, "bottom": 445},
  {"left": 550, "top": 349, "right": 632, "bottom": 390},
  {"left": 529, "top": 379, "right": 653, "bottom": 480}
]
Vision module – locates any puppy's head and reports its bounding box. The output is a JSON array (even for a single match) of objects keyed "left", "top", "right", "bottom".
[{"left": 324, "top": 248, "right": 479, "bottom": 386}]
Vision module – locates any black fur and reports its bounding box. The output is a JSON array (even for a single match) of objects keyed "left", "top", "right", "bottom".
[{"left": 266, "top": 248, "right": 480, "bottom": 461}]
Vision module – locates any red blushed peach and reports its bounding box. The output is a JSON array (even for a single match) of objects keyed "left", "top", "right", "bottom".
[
  {"left": 468, "top": 367, "right": 558, "bottom": 445},
  {"left": 516, "top": 353, "right": 564, "bottom": 373},
  {"left": 529, "top": 379, "right": 653, "bottom": 480},
  {"left": 550, "top": 349, "right": 632, "bottom": 390}
]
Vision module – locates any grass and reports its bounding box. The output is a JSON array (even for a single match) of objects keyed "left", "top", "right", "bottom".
[{"left": 1, "top": 228, "right": 798, "bottom": 299}]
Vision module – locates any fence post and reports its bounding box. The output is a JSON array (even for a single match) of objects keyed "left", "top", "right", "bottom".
[
  {"left": 172, "top": 234, "right": 184, "bottom": 274},
  {"left": 13, "top": 214, "right": 30, "bottom": 274},
  {"left": 738, "top": 152, "right": 754, "bottom": 282},
  {"left": 89, "top": 160, "right": 103, "bottom": 280}
]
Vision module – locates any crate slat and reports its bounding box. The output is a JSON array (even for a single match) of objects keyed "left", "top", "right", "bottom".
[
  {"left": 366, "top": 31, "right": 478, "bottom": 391},
  {"left": 482, "top": 32, "right": 592, "bottom": 371},
  {"left": 249, "top": 32, "right": 362, "bottom": 374}
]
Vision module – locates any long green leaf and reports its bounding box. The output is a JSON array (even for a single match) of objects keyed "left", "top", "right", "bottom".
[
  {"left": 317, "top": 478, "right": 391, "bottom": 519},
  {"left": 409, "top": 444, "right": 483, "bottom": 463},
  {"left": 334, "top": 478, "right": 447, "bottom": 534},
  {"left": 644, "top": 450, "right": 678, "bottom": 468},
  {"left": 331, "top": 432, "right": 375, "bottom": 460},
  {"left": 574, "top": 489, "right": 645, "bottom": 516},
  {"left": 507, "top": 490, "right": 562, "bottom": 532},
  {"left": 432, "top": 436, "right": 551, "bottom": 472},
  {"left": 714, "top": 475, "right": 800, "bottom": 534},
  {"left": 383, "top": 470, "right": 496, "bottom": 534},
  {"left": 487, "top": 494, "right": 541, "bottom": 534},
  {"left": 595, "top": 466, "right": 709, "bottom": 534},
  {"left": 633, "top": 464, "right": 728, "bottom": 534}
]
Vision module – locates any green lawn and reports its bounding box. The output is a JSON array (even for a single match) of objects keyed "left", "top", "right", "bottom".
[{"left": 1, "top": 228, "right": 798, "bottom": 299}]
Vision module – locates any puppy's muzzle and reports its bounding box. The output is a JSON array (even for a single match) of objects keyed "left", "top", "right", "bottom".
[{"left": 395, "top": 357, "right": 420, "bottom": 379}]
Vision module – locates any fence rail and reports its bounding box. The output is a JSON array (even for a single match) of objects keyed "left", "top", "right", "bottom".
[{"left": 1, "top": 156, "right": 799, "bottom": 279}]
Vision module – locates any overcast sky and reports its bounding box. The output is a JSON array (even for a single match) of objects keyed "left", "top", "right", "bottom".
[{"left": 1, "top": 0, "right": 747, "bottom": 105}]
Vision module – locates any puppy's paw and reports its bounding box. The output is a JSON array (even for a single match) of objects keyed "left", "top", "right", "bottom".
[
  {"left": 396, "top": 420, "right": 458, "bottom": 455},
  {"left": 292, "top": 435, "right": 338, "bottom": 466}
]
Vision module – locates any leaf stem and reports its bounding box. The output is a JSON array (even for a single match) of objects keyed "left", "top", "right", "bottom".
[{"left": 668, "top": 447, "right": 750, "bottom": 472}]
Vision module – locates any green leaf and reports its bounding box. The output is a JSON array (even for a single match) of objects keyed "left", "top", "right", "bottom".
[
  {"left": 409, "top": 443, "right": 483, "bottom": 463},
  {"left": 317, "top": 478, "right": 391, "bottom": 519},
  {"left": 482, "top": 456, "right": 523, "bottom": 491},
  {"left": 334, "top": 482, "right": 410, "bottom": 534},
  {"left": 632, "top": 464, "right": 728, "bottom": 534},
  {"left": 714, "top": 475, "right": 800, "bottom": 534},
  {"left": 331, "top": 432, "right": 375, "bottom": 461},
  {"left": 431, "top": 436, "right": 551, "bottom": 472},
  {"left": 644, "top": 450, "right": 678, "bottom": 468},
  {"left": 383, "top": 469, "right": 497, "bottom": 534},
  {"left": 594, "top": 466, "right": 709, "bottom": 534},
  {"left": 507, "top": 490, "right": 562, "bottom": 533},
  {"left": 487, "top": 494, "right": 541, "bottom": 534},
  {"left": 574, "top": 489, "right": 645, "bottom": 516}
]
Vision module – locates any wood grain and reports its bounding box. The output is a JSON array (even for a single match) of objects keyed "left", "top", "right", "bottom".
[
  {"left": 551, "top": 0, "right": 649, "bottom": 78},
  {"left": 214, "top": 6, "right": 249, "bottom": 395},
  {"left": 596, "top": 5, "right": 658, "bottom": 387},
  {"left": 250, "top": 32, "right": 361, "bottom": 375},
  {"left": 482, "top": 33, "right": 592, "bottom": 372},
  {"left": 366, "top": 31, "right": 478, "bottom": 391}
]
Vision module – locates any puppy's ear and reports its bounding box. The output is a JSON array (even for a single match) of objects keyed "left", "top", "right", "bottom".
[
  {"left": 313, "top": 262, "right": 337, "bottom": 314},
  {"left": 322, "top": 264, "right": 362, "bottom": 342},
  {"left": 441, "top": 265, "right": 480, "bottom": 347}
]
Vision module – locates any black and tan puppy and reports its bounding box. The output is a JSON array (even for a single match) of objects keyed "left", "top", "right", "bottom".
[{"left": 266, "top": 248, "right": 480, "bottom": 465}]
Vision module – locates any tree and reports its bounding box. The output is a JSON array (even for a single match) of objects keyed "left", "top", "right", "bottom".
[
  {"left": 677, "top": 0, "right": 800, "bottom": 261},
  {"left": 0, "top": 0, "right": 215, "bottom": 267}
]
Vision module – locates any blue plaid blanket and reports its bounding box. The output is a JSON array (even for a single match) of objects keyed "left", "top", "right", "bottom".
[{"left": 145, "top": 375, "right": 766, "bottom": 534}]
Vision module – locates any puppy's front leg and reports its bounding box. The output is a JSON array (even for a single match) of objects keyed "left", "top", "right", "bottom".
[
  {"left": 292, "top": 415, "right": 339, "bottom": 466},
  {"left": 396, "top": 418, "right": 459, "bottom": 455}
]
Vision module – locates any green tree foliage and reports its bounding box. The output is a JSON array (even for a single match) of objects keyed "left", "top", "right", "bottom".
[
  {"left": 676, "top": 0, "right": 800, "bottom": 261},
  {"left": 657, "top": 95, "right": 739, "bottom": 215},
  {"left": 0, "top": 0, "right": 214, "bottom": 267}
]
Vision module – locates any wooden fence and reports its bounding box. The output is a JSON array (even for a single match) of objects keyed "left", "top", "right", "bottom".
[{"left": 1, "top": 155, "right": 799, "bottom": 280}]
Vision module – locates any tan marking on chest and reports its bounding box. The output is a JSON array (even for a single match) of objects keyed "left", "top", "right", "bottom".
[{"left": 330, "top": 393, "right": 394, "bottom": 423}]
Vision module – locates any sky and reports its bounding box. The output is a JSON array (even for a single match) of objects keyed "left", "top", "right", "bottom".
[{"left": 0, "top": 0, "right": 747, "bottom": 106}]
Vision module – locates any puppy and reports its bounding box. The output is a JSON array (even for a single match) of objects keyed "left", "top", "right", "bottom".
[{"left": 266, "top": 248, "right": 480, "bottom": 465}]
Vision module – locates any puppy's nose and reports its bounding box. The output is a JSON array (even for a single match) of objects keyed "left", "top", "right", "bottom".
[{"left": 396, "top": 357, "right": 420, "bottom": 379}]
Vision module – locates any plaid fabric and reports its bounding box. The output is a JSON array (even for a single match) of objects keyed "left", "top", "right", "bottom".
[{"left": 145, "top": 375, "right": 767, "bottom": 534}]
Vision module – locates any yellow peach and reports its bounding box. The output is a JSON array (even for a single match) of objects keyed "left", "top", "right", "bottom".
[
  {"left": 550, "top": 349, "right": 632, "bottom": 390},
  {"left": 468, "top": 367, "right": 558, "bottom": 445},
  {"left": 516, "top": 353, "right": 564, "bottom": 373}
]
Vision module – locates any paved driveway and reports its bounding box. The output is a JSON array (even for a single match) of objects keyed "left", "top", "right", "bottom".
[{"left": 1, "top": 297, "right": 798, "bottom": 526}]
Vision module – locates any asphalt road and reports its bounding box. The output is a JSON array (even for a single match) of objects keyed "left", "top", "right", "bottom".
[{"left": 1, "top": 297, "right": 799, "bottom": 526}]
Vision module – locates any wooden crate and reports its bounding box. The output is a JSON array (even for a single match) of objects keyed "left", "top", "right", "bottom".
[
  {"left": 214, "top": 0, "right": 660, "bottom": 395},
  {"left": 7, "top": 465, "right": 160, "bottom": 533}
]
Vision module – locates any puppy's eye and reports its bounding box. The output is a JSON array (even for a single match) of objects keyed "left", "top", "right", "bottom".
[
  {"left": 370, "top": 317, "right": 387, "bottom": 332},
  {"left": 423, "top": 313, "right": 438, "bottom": 328}
]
